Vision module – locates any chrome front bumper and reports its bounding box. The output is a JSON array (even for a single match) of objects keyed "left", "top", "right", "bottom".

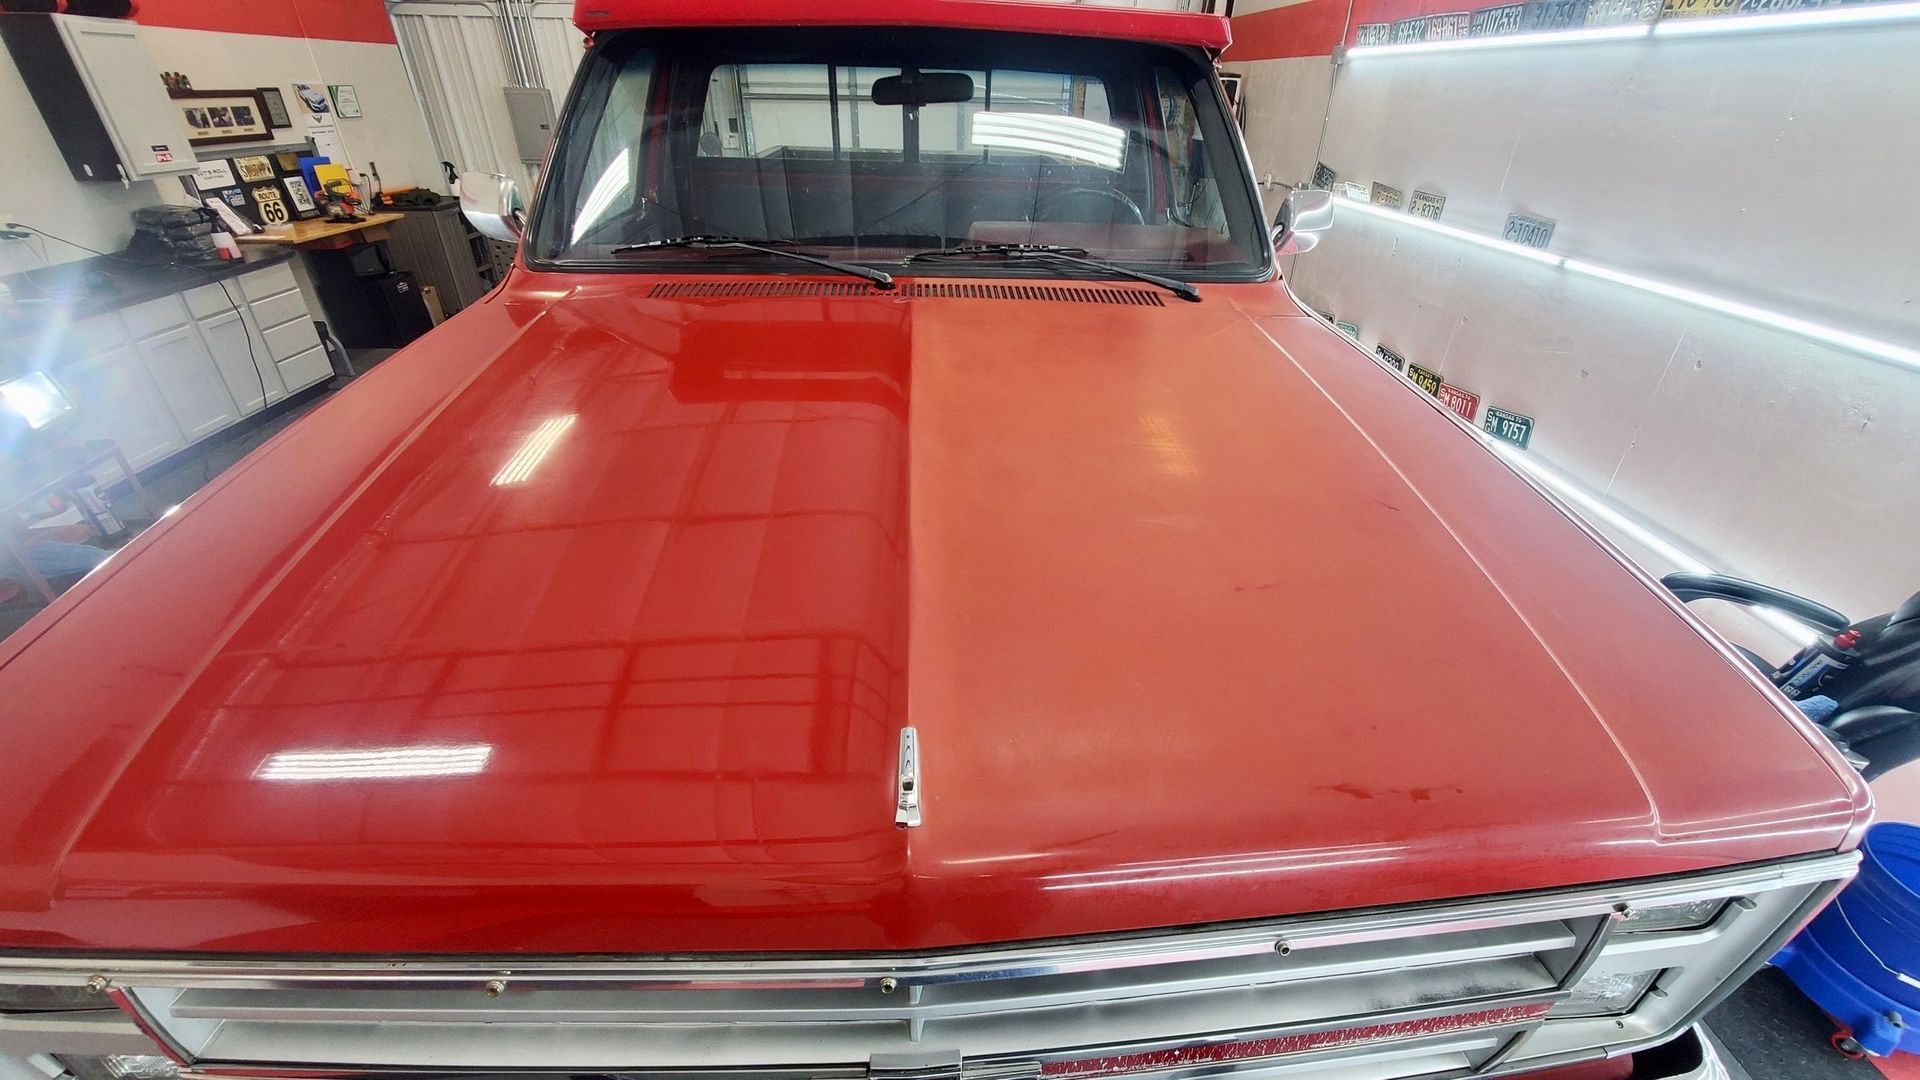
[
  {"left": 0, "top": 854, "right": 1850, "bottom": 1080},
  {"left": 0, "top": 1024, "right": 1735, "bottom": 1080}
]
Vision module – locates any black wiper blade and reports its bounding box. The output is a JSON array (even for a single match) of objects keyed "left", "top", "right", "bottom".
[
  {"left": 904, "top": 243, "right": 1199, "bottom": 303},
  {"left": 612, "top": 235, "right": 895, "bottom": 290}
]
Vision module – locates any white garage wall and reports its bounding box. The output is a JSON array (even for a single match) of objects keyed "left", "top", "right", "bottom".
[
  {"left": 140, "top": 27, "right": 445, "bottom": 197},
  {"left": 1283, "top": 20, "right": 1920, "bottom": 624},
  {"left": 1232, "top": 54, "right": 1336, "bottom": 189},
  {"left": 390, "top": 1, "right": 588, "bottom": 194},
  {"left": 0, "top": 17, "right": 441, "bottom": 275}
]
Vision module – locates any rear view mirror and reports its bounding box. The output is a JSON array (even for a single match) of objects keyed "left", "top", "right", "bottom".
[
  {"left": 1272, "top": 188, "right": 1335, "bottom": 255},
  {"left": 459, "top": 171, "right": 523, "bottom": 243},
  {"left": 871, "top": 71, "right": 975, "bottom": 107}
]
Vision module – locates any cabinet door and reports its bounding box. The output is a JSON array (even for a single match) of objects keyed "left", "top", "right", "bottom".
[
  {"left": 276, "top": 346, "right": 334, "bottom": 395},
  {"left": 53, "top": 15, "right": 196, "bottom": 178},
  {"left": 198, "top": 308, "right": 288, "bottom": 414},
  {"left": 136, "top": 325, "right": 241, "bottom": 441},
  {"left": 52, "top": 343, "right": 186, "bottom": 476}
]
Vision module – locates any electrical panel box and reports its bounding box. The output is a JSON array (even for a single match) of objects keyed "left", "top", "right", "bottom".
[
  {"left": 503, "top": 86, "right": 558, "bottom": 167},
  {"left": 0, "top": 13, "right": 198, "bottom": 182}
]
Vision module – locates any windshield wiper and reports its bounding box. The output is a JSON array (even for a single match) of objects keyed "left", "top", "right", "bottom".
[
  {"left": 904, "top": 243, "right": 1200, "bottom": 303},
  {"left": 612, "top": 235, "right": 895, "bottom": 290}
]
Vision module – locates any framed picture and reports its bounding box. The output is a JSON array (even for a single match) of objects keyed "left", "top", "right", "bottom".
[
  {"left": 329, "top": 84, "right": 362, "bottom": 119},
  {"left": 258, "top": 86, "right": 293, "bottom": 129},
  {"left": 293, "top": 82, "right": 332, "bottom": 116},
  {"left": 170, "top": 89, "right": 273, "bottom": 147}
]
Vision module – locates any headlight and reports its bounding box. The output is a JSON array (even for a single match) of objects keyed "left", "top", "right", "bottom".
[
  {"left": 1553, "top": 968, "right": 1662, "bottom": 1017},
  {"left": 1618, "top": 898, "right": 1725, "bottom": 933},
  {"left": 57, "top": 1057, "right": 179, "bottom": 1080},
  {"left": 0, "top": 983, "right": 112, "bottom": 1012}
]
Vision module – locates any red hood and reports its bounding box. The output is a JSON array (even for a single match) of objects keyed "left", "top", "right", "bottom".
[{"left": 0, "top": 272, "right": 1866, "bottom": 954}]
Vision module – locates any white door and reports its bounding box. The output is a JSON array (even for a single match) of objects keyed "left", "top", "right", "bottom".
[
  {"left": 199, "top": 308, "right": 288, "bottom": 414},
  {"left": 51, "top": 343, "right": 186, "bottom": 477},
  {"left": 136, "top": 325, "right": 241, "bottom": 441},
  {"left": 53, "top": 15, "right": 197, "bottom": 178}
]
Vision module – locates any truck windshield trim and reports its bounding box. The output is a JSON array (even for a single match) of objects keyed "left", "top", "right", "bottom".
[{"left": 526, "top": 27, "right": 1271, "bottom": 283}]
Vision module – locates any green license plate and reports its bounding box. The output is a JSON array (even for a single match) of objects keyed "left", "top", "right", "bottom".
[{"left": 1482, "top": 406, "right": 1534, "bottom": 449}]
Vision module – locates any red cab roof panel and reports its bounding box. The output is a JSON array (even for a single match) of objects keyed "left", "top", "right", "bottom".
[{"left": 572, "top": 0, "right": 1234, "bottom": 51}]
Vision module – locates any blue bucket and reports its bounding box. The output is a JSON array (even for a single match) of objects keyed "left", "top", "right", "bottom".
[{"left": 1775, "top": 822, "right": 1920, "bottom": 1056}]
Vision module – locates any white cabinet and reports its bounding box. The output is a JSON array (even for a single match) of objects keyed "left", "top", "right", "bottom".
[
  {"left": 198, "top": 307, "right": 288, "bottom": 414},
  {"left": 0, "top": 15, "right": 196, "bottom": 182},
  {"left": 9, "top": 259, "right": 325, "bottom": 480},
  {"left": 237, "top": 266, "right": 331, "bottom": 398},
  {"left": 51, "top": 343, "right": 186, "bottom": 481},
  {"left": 135, "top": 325, "right": 242, "bottom": 441},
  {"left": 50, "top": 16, "right": 197, "bottom": 179},
  {"left": 277, "top": 347, "right": 334, "bottom": 392}
]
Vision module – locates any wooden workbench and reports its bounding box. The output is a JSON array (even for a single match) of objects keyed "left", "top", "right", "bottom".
[{"left": 237, "top": 212, "right": 404, "bottom": 251}]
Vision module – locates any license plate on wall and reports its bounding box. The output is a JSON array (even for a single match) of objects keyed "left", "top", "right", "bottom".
[
  {"left": 1437, "top": 383, "right": 1481, "bottom": 421},
  {"left": 1376, "top": 344, "right": 1407, "bottom": 371},
  {"left": 1504, "top": 213, "right": 1557, "bottom": 249},
  {"left": 1483, "top": 407, "right": 1535, "bottom": 448},
  {"left": 1370, "top": 182, "right": 1404, "bottom": 209},
  {"left": 1521, "top": 0, "right": 1592, "bottom": 30},
  {"left": 1407, "top": 363, "right": 1443, "bottom": 395},
  {"left": 1471, "top": 3, "right": 1527, "bottom": 33},
  {"left": 1391, "top": 16, "right": 1430, "bottom": 42},
  {"left": 1661, "top": 0, "right": 1740, "bottom": 16},
  {"left": 1409, "top": 190, "right": 1447, "bottom": 220}
]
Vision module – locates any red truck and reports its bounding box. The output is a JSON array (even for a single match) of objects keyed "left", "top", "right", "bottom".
[{"left": 0, "top": 2, "right": 1872, "bottom": 1079}]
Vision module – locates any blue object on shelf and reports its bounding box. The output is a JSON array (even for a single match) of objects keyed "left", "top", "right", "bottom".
[
  {"left": 1774, "top": 822, "right": 1920, "bottom": 1057},
  {"left": 299, "top": 156, "right": 330, "bottom": 194}
]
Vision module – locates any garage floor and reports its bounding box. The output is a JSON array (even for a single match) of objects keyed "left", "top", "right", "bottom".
[{"left": 0, "top": 348, "right": 1913, "bottom": 1080}]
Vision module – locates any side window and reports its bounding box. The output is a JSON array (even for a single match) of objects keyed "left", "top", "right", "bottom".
[
  {"left": 569, "top": 52, "right": 655, "bottom": 245},
  {"left": 1154, "top": 67, "right": 1227, "bottom": 233},
  {"left": 698, "top": 65, "right": 904, "bottom": 159}
]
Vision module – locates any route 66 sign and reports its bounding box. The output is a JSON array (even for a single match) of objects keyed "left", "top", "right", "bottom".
[{"left": 250, "top": 184, "right": 290, "bottom": 226}]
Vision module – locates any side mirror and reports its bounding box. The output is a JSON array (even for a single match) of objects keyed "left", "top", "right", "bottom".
[
  {"left": 459, "top": 171, "right": 523, "bottom": 243},
  {"left": 1272, "top": 188, "right": 1335, "bottom": 255}
]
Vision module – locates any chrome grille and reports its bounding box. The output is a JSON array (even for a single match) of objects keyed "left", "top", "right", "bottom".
[{"left": 0, "top": 855, "right": 1855, "bottom": 1080}]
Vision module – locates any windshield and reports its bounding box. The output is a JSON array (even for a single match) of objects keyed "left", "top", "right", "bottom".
[{"left": 528, "top": 28, "right": 1267, "bottom": 278}]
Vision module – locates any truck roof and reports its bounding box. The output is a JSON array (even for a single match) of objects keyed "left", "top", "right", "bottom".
[{"left": 572, "top": 0, "right": 1234, "bottom": 52}]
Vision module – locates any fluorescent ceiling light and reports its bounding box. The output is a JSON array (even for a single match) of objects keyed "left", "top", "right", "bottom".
[
  {"left": 255, "top": 744, "right": 494, "bottom": 781},
  {"left": 1348, "top": 23, "right": 1648, "bottom": 58},
  {"left": 1335, "top": 195, "right": 1565, "bottom": 267},
  {"left": 1561, "top": 258, "right": 1920, "bottom": 371},
  {"left": 972, "top": 112, "right": 1125, "bottom": 170},
  {"left": 491, "top": 414, "right": 578, "bottom": 486},
  {"left": 1330, "top": 197, "right": 1920, "bottom": 372},
  {"left": 1489, "top": 446, "right": 1816, "bottom": 647},
  {"left": 1347, "top": 0, "right": 1920, "bottom": 57}
]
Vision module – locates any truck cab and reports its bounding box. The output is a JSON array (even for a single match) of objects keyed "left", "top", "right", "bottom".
[{"left": 0, "top": 3, "right": 1869, "bottom": 1080}]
